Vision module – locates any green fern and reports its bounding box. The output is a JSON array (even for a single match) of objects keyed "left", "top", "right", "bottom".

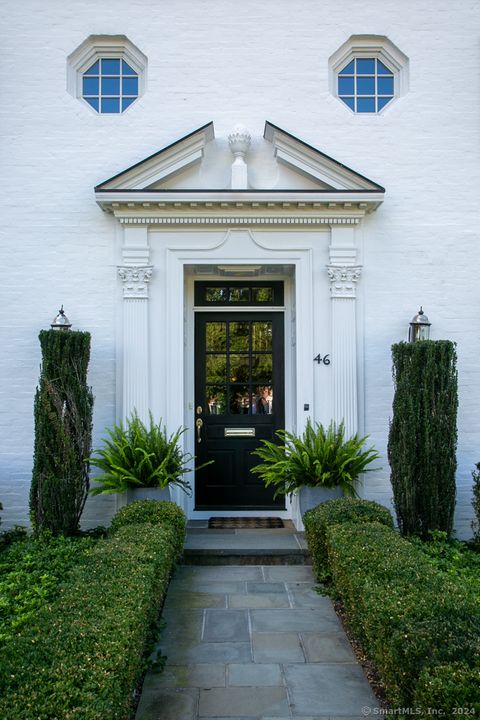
[
  {"left": 89, "top": 412, "right": 195, "bottom": 496},
  {"left": 251, "top": 419, "right": 379, "bottom": 499}
]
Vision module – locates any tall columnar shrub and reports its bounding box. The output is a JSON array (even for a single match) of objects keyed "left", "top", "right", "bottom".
[
  {"left": 471, "top": 463, "right": 480, "bottom": 543},
  {"left": 30, "top": 330, "right": 94, "bottom": 535},
  {"left": 388, "top": 340, "right": 457, "bottom": 538}
]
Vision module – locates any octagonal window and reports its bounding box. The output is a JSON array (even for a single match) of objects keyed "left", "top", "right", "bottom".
[
  {"left": 338, "top": 57, "right": 394, "bottom": 113},
  {"left": 329, "top": 35, "right": 409, "bottom": 115},
  {"left": 67, "top": 35, "right": 147, "bottom": 115},
  {"left": 82, "top": 58, "right": 139, "bottom": 113}
]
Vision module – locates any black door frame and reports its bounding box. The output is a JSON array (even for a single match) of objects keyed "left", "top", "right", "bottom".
[{"left": 194, "top": 310, "right": 285, "bottom": 510}]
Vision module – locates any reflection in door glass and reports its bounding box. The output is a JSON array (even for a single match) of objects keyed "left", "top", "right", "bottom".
[
  {"left": 230, "top": 385, "right": 251, "bottom": 414},
  {"left": 251, "top": 354, "right": 273, "bottom": 382},
  {"left": 206, "top": 385, "right": 227, "bottom": 415},
  {"left": 206, "top": 354, "right": 227, "bottom": 382},
  {"left": 254, "top": 386, "right": 273, "bottom": 415},
  {"left": 206, "top": 322, "right": 227, "bottom": 351},
  {"left": 252, "top": 287, "right": 274, "bottom": 303},
  {"left": 229, "top": 354, "right": 250, "bottom": 383},
  {"left": 252, "top": 322, "right": 272, "bottom": 351},
  {"left": 229, "top": 322, "right": 249, "bottom": 351},
  {"left": 205, "top": 288, "right": 228, "bottom": 303},
  {"left": 229, "top": 287, "right": 250, "bottom": 303}
]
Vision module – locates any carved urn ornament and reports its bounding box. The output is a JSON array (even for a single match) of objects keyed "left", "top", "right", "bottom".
[
  {"left": 228, "top": 123, "right": 251, "bottom": 189},
  {"left": 409, "top": 307, "right": 431, "bottom": 342},
  {"left": 228, "top": 123, "right": 252, "bottom": 157}
]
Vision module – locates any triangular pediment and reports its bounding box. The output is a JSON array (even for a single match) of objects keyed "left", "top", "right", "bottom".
[
  {"left": 95, "top": 122, "right": 216, "bottom": 191},
  {"left": 94, "top": 121, "right": 384, "bottom": 220},
  {"left": 95, "top": 120, "right": 384, "bottom": 194},
  {"left": 263, "top": 121, "right": 384, "bottom": 192}
]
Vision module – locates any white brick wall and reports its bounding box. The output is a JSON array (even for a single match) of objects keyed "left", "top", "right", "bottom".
[{"left": 1, "top": 0, "right": 479, "bottom": 536}]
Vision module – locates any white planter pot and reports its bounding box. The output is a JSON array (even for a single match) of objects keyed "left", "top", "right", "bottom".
[
  {"left": 298, "top": 485, "right": 342, "bottom": 516},
  {"left": 126, "top": 486, "right": 171, "bottom": 504}
]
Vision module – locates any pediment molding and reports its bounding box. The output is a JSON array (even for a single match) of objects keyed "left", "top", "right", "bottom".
[
  {"left": 263, "top": 122, "right": 384, "bottom": 192},
  {"left": 95, "top": 122, "right": 215, "bottom": 191},
  {"left": 94, "top": 121, "right": 384, "bottom": 221}
]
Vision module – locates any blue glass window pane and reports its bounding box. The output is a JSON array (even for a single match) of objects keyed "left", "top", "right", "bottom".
[
  {"left": 83, "top": 77, "right": 99, "bottom": 95},
  {"left": 84, "top": 61, "right": 99, "bottom": 75},
  {"left": 101, "top": 58, "right": 120, "bottom": 75},
  {"left": 338, "top": 77, "right": 354, "bottom": 95},
  {"left": 377, "top": 96, "right": 393, "bottom": 111},
  {"left": 377, "top": 76, "right": 393, "bottom": 95},
  {"left": 377, "top": 60, "right": 392, "bottom": 75},
  {"left": 101, "top": 98, "right": 120, "bottom": 113},
  {"left": 85, "top": 97, "right": 99, "bottom": 112},
  {"left": 339, "top": 61, "right": 354, "bottom": 75},
  {"left": 357, "top": 97, "right": 375, "bottom": 112},
  {"left": 357, "top": 77, "right": 375, "bottom": 95},
  {"left": 122, "top": 60, "right": 136, "bottom": 75},
  {"left": 122, "top": 97, "right": 136, "bottom": 111},
  {"left": 356, "top": 58, "right": 375, "bottom": 74},
  {"left": 122, "top": 77, "right": 138, "bottom": 95},
  {"left": 102, "top": 77, "right": 120, "bottom": 95},
  {"left": 340, "top": 96, "right": 355, "bottom": 110}
]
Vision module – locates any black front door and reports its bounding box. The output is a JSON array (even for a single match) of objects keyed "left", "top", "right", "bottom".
[{"left": 194, "top": 312, "right": 285, "bottom": 509}]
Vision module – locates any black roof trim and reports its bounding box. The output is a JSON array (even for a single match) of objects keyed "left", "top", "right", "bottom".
[
  {"left": 263, "top": 121, "right": 385, "bottom": 193},
  {"left": 95, "top": 188, "right": 383, "bottom": 194},
  {"left": 94, "top": 122, "right": 214, "bottom": 190}
]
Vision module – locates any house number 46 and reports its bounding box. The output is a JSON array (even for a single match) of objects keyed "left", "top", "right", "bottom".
[{"left": 313, "top": 353, "right": 330, "bottom": 365}]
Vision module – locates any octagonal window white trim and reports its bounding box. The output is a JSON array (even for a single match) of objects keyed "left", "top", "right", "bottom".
[
  {"left": 67, "top": 35, "right": 147, "bottom": 113},
  {"left": 329, "top": 35, "right": 409, "bottom": 114}
]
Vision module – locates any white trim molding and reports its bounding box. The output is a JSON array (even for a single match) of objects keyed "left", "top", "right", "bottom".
[{"left": 328, "top": 35, "right": 409, "bottom": 113}]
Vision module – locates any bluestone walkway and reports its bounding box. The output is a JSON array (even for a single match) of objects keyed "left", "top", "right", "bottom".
[{"left": 135, "top": 529, "right": 381, "bottom": 720}]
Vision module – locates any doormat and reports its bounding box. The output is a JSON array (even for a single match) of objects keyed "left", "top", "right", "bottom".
[{"left": 208, "top": 517, "right": 284, "bottom": 529}]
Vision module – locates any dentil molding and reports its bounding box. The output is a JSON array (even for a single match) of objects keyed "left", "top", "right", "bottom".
[
  {"left": 118, "top": 215, "right": 362, "bottom": 225},
  {"left": 118, "top": 266, "right": 153, "bottom": 298},
  {"left": 327, "top": 265, "right": 362, "bottom": 298}
]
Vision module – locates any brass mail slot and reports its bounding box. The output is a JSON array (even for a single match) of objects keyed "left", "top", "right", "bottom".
[{"left": 224, "top": 427, "right": 256, "bottom": 438}]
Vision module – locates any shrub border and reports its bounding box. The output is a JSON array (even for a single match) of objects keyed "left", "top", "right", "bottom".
[{"left": 0, "top": 502, "right": 186, "bottom": 720}]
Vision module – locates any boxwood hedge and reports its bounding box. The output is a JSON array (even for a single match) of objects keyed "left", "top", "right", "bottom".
[
  {"left": 303, "top": 497, "right": 393, "bottom": 579},
  {"left": 324, "top": 521, "right": 480, "bottom": 712},
  {"left": 0, "top": 505, "right": 185, "bottom": 720},
  {"left": 110, "top": 499, "right": 187, "bottom": 557},
  {"left": 414, "top": 663, "right": 480, "bottom": 714}
]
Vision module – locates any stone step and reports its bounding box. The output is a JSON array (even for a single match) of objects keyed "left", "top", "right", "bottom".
[
  {"left": 182, "top": 526, "right": 311, "bottom": 565},
  {"left": 182, "top": 548, "right": 311, "bottom": 565}
]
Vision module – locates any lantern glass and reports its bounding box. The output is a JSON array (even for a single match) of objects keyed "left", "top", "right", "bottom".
[
  {"left": 51, "top": 306, "right": 72, "bottom": 331},
  {"left": 409, "top": 307, "right": 430, "bottom": 343}
]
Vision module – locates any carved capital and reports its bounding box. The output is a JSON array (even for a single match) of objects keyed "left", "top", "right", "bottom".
[
  {"left": 118, "top": 266, "right": 153, "bottom": 298},
  {"left": 327, "top": 265, "right": 362, "bottom": 298}
]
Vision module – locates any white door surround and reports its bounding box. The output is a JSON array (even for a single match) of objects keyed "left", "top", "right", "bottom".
[{"left": 96, "top": 121, "right": 384, "bottom": 525}]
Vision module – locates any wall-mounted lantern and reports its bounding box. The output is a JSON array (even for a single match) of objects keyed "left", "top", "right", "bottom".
[
  {"left": 409, "top": 307, "right": 430, "bottom": 342},
  {"left": 51, "top": 305, "right": 72, "bottom": 331}
]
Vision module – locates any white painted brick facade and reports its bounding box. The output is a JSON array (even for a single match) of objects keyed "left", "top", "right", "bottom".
[{"left": 1, "top": 0, "right": 479, "bottom": 536}]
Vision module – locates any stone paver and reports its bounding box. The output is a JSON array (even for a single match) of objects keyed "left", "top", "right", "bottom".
[
  {"left": 252, "top": 631, "right": 305, "bottom": 663},
  {"left": 199, "top": 686, "right": 289, "bottom": 717},
  {"left": 227, "top": 663, "right": 283, "bottom": 686},
  {"left": 250, "top": 607, "right": 341, "bottom": 633},
  {"left": 300, "top": 632, "right": 357, "bottom": 663},
  {"left": 136, "top": 557, "right": 381, "bottom": 720},
  {"left": 228, "top": 592, "right": 291, "bottom": 609},
  {"left": 285, "top": 663, "right": 379, "bottom": 716},
  {"left": 203, "top": 609, "right": 250, "bottom": 642}
]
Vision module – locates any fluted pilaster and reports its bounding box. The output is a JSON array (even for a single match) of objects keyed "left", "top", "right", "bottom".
[
  {"left": 118, "top": 264, "right": 152, "bottom": 421},
  {"left": 328, "top": 264, "right": 361, "bottom": 437}
]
